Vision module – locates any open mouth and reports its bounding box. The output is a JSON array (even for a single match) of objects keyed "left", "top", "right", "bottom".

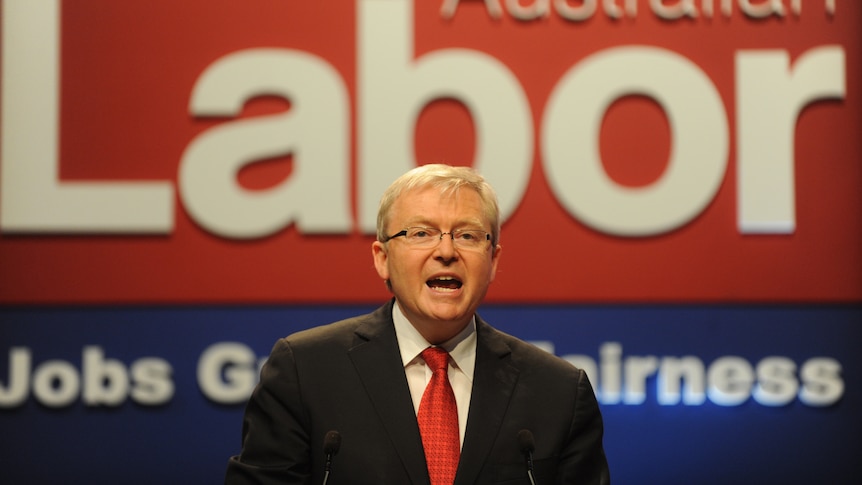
[{"left": 427, "top": 276, "right": 463, "bottom": 291}]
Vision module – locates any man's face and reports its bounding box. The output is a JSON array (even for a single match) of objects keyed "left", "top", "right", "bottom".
[{"left": 372, "top": 186, "right": 502, "bottom": 343}]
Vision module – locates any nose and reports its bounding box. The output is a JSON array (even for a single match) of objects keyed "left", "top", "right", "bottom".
[{"left": 434, "top": 232, "right": 458, "bottom": 261}]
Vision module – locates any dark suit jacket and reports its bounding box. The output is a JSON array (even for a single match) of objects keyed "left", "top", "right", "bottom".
[{"left": 225, "top": 300, "right": 609, "bottom": 484}]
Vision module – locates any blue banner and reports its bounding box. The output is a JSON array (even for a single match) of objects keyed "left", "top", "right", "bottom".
[{"left": 1, "top": 304, "right": 859, "bottom": 484}]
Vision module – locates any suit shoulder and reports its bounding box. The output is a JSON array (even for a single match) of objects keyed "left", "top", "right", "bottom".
[
  {"left": 484, "top": 325, "right": 583, "bottom": 377},
  {"left": 275, "top": 303, "right": 392, "bottom": 353},
  {"left": 278, "top": 315, "right": 361, "bottom": 352}
]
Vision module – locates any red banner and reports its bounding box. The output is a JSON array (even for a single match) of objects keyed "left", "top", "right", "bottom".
[{"left": 1, "top": 0, "right": 859, "bottom": 304}]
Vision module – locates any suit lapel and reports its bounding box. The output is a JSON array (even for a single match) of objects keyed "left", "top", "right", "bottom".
[
  {"left": 455, "top": 318, "right": 520, "bottom": 485},
  {"left": 348, "top": 303, "right": 430, "bottom": 485}
]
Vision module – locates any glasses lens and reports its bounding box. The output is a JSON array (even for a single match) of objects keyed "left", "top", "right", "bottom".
[
  {"left": 452, "top": 230, "right": 486, "bottom": 249},
  {"left": 406, "top": 227, "right": 440, "bottom": 247}
]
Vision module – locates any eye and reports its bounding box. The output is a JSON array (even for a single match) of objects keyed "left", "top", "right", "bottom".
[
  {"left": 455, "top": 230, "right": 485, "bottom": 242},
  {"left": 409, "top": 228, "right": 434, "bottom": 239}
]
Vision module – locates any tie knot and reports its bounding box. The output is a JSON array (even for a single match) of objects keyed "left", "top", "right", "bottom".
[{"left": 421, "top": 346, "right": 450, "bottom": 372}]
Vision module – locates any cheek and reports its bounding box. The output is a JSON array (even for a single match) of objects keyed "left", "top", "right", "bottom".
[{"left": 387, "top": 254, "right": 425, "bottom": 284}]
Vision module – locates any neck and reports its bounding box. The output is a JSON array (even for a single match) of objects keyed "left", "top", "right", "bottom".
[
  {"left": 395, "top": 303, "right": 472, "bottom": 345},
  {"left": 415, "top": 314, "right": 474, "bottom": 345}
]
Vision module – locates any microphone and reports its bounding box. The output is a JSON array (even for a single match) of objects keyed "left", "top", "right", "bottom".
[
  {"left": 322, "top": 430, "right": 341, "bottom": 485},
  {"left": 517, "top": 429, "right": 536, "bottom": 485}
]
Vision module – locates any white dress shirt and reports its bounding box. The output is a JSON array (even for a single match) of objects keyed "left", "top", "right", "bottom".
[{"left": 392, "top": 301, "right": 477, "bottom": 449}]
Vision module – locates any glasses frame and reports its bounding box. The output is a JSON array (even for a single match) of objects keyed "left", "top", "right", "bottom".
[{"left": 385, "top": 226, "right": 491, "bottom": 250}]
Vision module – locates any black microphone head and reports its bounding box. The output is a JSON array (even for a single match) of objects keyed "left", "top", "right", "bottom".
[
  {"left": 324, "top": 430, "right": 342, "bottom": 455},
  {"left": 517, "top": 429, "right": 535, "bottom": 453}
]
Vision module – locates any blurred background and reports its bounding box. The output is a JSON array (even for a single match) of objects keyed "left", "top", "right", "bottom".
[{"left": 1, "top": 1, "right": 860, "bottom": 483}]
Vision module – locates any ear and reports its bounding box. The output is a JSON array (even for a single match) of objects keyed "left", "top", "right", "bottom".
[
  {"left": 489, "top": 244, "right": 502, "bottom": 282},
  {"left": 371, "top": 240, "right": 390, "bottom": 281}
]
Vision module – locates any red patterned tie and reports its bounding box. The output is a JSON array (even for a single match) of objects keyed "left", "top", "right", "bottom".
[{"left": 418, "top": 346, "right": 460, "bottom": 485}]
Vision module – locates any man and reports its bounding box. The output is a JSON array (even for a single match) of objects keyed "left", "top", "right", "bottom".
[{"left": 225, "top": 164, "right": 610, "bottom": 484}]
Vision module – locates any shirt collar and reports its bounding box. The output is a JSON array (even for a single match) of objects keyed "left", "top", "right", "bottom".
[{"left": 392, "top": 300, "right": 477, "bottom": 379}]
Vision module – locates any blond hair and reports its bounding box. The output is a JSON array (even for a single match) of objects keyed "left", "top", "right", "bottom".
[{"left": 376, "top": 164, "right": 500, "bottom": 245}]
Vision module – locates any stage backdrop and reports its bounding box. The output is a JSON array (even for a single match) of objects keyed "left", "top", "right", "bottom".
[{"left": 1, "top": 1, "right": 860, "bottom": 484}]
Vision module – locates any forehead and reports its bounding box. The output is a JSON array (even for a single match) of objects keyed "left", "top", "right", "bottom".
[{"left": 390, "top": 186, "right": 486, "bottom": 225}]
